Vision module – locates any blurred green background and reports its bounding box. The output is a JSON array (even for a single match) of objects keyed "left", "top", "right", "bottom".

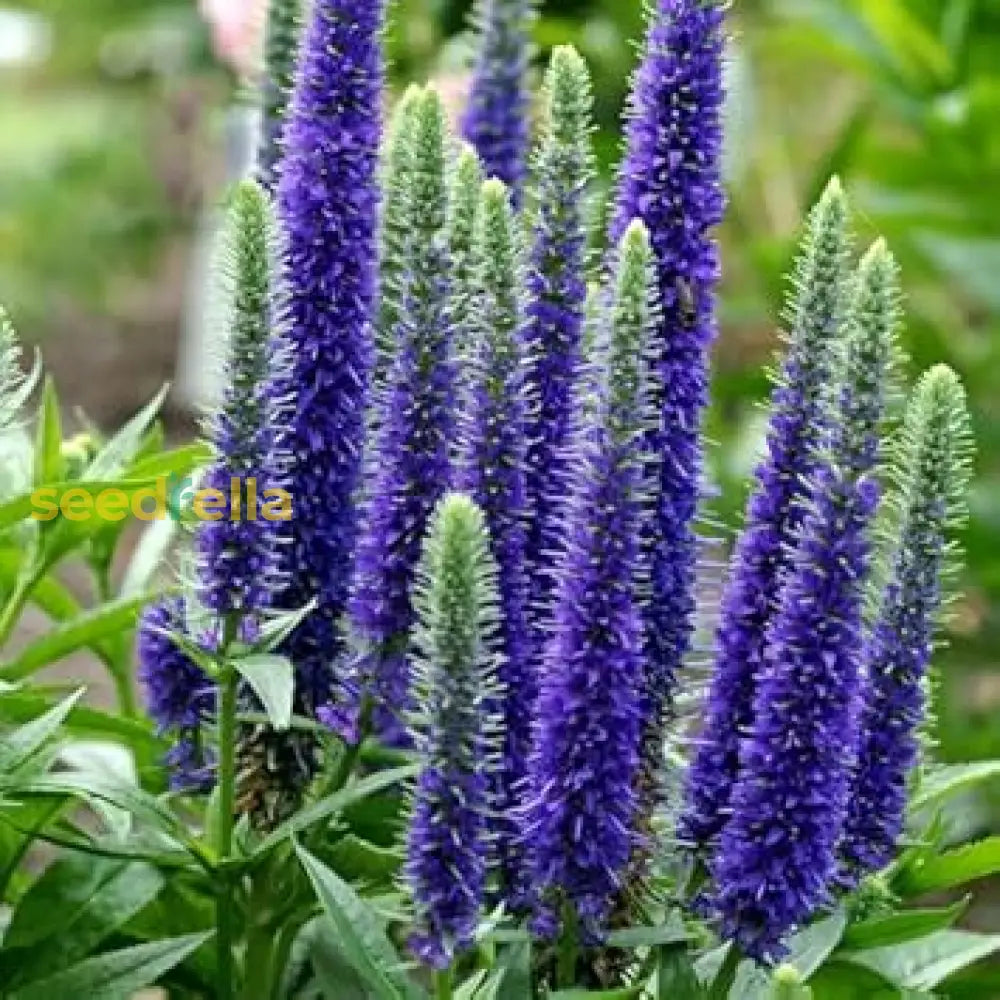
[{"left": 0, "top": 0, "right": 998, "bottom": 800}]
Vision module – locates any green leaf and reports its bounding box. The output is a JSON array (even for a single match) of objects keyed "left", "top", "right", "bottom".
[
  {"left": 33, "top": 376, "right": 62, "bottom": 488},
  {"left": 257, "top": 764, "right": 419, "bottom": 854},
  {"left": 896, "top": 837, "right": 1000, "bottom": 896},
  {"left": 786, "top": 909, "right": 849, "bottom": 979},
  {"left": 83, "top": 385, "right": 168, "bottom": 480},
  {"left": 840, "top": 901, "right": 968, "bottom": 950},
  {"left": 124, "top": 441, "right": 211, "bottom": 483},
  {"left": 846, "top": 930, "right": 1000, "bottom": 990},
  {"left": 494, "top": 940, "right": 532, "bottom": 1000},
  {"left": 0, "top": 796, "right": 65, "bottom": 898},
  {"left": 231, "top": 653, "right": 294, "bottom": 731},
  {"left": 0, "top": 690, "right": 160, "bottom": 751},
  {"left": 656, "top": 942, "right": 705, "bottom": 999},
  {"left": 309, "top": 918, "right": 371, "bottom": 999},
  {"left": 7, "top": 931, "right": 212, "bottom": 1000},
  {"left": 909, "top": 761, "right": 1000, "bottom": 813},
  {"left": 251, "top": 599, "right": 319, "bottom": 653},
  {"left": 808, "top": 959, "right": 899, "bottom": 1000},
  {"left": 0, "top": 688, "right": 82, "bottom": 773},
  {"left": 327, "top": 833, "right": 402, "bottom": 882},
  {"left": 18, "top": 771, "right": 186, "bottom": 840},
  {"left": 0, "top": 857, "right": 165, "bottom": 987},
  {"left": 605, "top": 919, "right": 690, "bottom": 949},
  {"left": 294, "top": 843, "right": 426, "bottom": 1000},
  {"left": 455, "top": 969, "right": 488, "bottom": 1000},
  {"left": 0, "top": 593, "right": 154, "bottom": 680}
]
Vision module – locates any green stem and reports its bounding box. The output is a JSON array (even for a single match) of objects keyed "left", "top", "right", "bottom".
[
  {"left": 556, "top": 908, "right": 579, "bottom": 989},
  {"left": 707, "top": 943, "right": 742, "bottom": 1000},
  {"left": 434, "top": 967, "right": 454, "bottom": 1000},
  {"left": 216, "top": 615, "right": 241, "bottom": 1000}
]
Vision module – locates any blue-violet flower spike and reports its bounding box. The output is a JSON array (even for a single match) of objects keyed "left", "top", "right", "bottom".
[
  {"left": 680, "top": 178, "right": 851, "bottom": 852},
  {"left": 405, "top": 493, "right": 500, "bottom": 971}
]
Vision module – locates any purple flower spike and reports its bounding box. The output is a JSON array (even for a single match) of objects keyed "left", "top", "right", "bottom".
[
  {"left": 340, "top": 89, "right": 455, "bottom": 744},
  {"left": 712, "top": 469, "right": 879, "bottom": 961},
  {"left": 461, "top": 0, "right": 534, "bottom": 202},
  {"left": 524, "top": 221, "right": 655, "bottom": 942},
  {"left": 272, "top": 0, "right": 384, "bottom": 713},
  {"left": 680, "top": 178, "right": 851, "bottom": 853},
  {"left": 841, "top": 366, "right": 973, "bottom": 882},
  {"left": 609, "top": 0, "right": 726, "bottom": 744},
  {"left": 405, "top": 494, "right": 499, "bottom": 970},
  {"left": 711, "top": 241, "right": 900, "bottom": 960},
  {"left": 196, "top": 181, "right": 291, "bottom": 623},
  {"left": 457, "top": 178, "right": 531, "bottom": 904},
  {"left": 521, "top": 46, "right": 594, "bottom": 700}
]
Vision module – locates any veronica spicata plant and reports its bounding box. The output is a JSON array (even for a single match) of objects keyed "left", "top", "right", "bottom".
[{"left": 2, "top": 1, "right": 995, "bottom": 998}]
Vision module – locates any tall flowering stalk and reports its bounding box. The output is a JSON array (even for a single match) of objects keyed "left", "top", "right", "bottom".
[
  {"left": 609, "top": 0, "right": 726, "bottom": 744},
  {"left": 522, "top": 45, "right": 594, "bottom": 666},
  {"left": 374, "top": 86, "right": 421, "bottom": 390},
  {"left": 197, "top": 180, "right": 290, "bottom": 622},
  {"left": 712, "top": 241, "right": 901, "bottom": 961},
  {"left": 840, "top": 365, "right": 973, "bottom": 882},
  {"left": 447, "top": 145, "right": 485, "bottom": 402},
  {"left": 256, "top": 0, "right": 302, "bottom": 190},
  {"left": 405, "top": 493, "right": 499, "bottom": 975},
  {"left": 272, "top": 0, "right": 383, "bottom": 714},
  {"left": 525, "top": 221, "right": 654, "bottom": 945},
  {"left": 680, "top": 179, "right": 851, "bottom": 851},
  {"left": 461, "top": 0, "right": 533, "bottom": 201},
  {"left": 338, "top": 88, "right": 455, "bottom": 743},
  {"left": 140, "top": 181, "right": 290, "bottom": 796},
  {"left": 456, "top": 178, "right": 531, "bottom": 903}
]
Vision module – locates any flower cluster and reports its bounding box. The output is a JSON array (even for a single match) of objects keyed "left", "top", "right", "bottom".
[
  {"left": 340, "top": 87, "right": 456, "bottom": 745},
  {"left": 405, "top": 493, "right": 500, "bottom": 970},
  {"left": 840, "top": 365, "right": 973, "bottom": 881},
  {"left": 196, "top": 180, "right": 291, "bottom": 621},
  {"left": 137, "top": 597, "right": 215, "bottom": 791},
  {"left": 525, "top": 221, "right": 656, "bottom": 942},
  {"left": 257, "top": 0, "right": 302, "bottom": 191},
  {"left": 455, "top": 179, "right": 531, "bottom": 900},
  {"left": 712, "top": 240, "right": 901, "bottom": 959},
  {"left": 680, "top": 178, "right": 851, "bottom": 853},
  {"left": 271, "top": 0, "right": 383, "bottom": 715},
  {"left": 611, "top": 0, "right": 726, "bottom": 749},
  {"left": 138, "top": 0, "right": 977, "bottom": 978},
  {"left": 521, "top": 45, "right": 594, "bottom": 687}
]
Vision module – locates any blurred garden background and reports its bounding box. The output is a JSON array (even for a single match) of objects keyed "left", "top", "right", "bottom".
[{"left": 1, "top": 0, "right": 998, "bottom": 852}]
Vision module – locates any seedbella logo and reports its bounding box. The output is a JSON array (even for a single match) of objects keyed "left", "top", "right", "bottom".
[{"left": 30, "top": 477, "right": 293, "bottom": 523}]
